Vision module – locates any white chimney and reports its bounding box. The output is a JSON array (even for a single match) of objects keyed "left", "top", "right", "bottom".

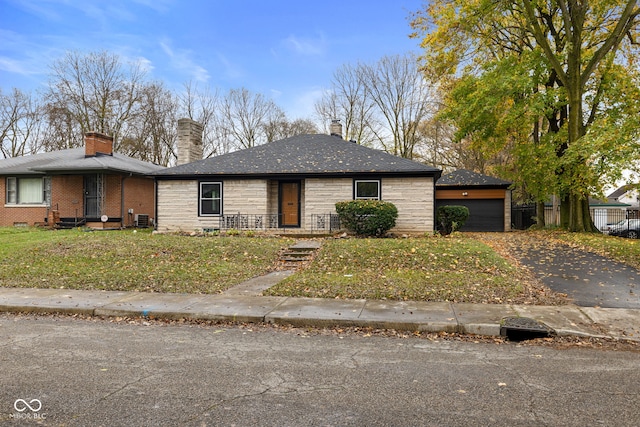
[
  {"left": 330, "top": 119, "right": 343, "bottom": 139},
  {"left": 177, "top": 118, "right": 203, "bottom": 165}
]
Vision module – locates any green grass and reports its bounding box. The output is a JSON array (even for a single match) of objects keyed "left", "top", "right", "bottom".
[
  {"left": 4, "top": 227, "right": 632, "bottom": 304},
  {"left": 265, "top": 237, "right": 531, "bottom": 303},
  {"left": 0, "top": 228, "right": 293, "bottom": 293}
]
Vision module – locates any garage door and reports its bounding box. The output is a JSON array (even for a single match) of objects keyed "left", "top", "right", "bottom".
[{"left": 436, "top": 199, "right": 504, "bottom": 232}]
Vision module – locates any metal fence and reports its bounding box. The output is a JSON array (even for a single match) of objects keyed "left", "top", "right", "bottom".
[
  {"left": 219, "top": 213, "right": 280, "bottom": 230},
  {"left": 310, "top": 213, "right": 341, "bottom": 232},
  {"left": 217, "top": 213, "right": 341, "bottom": 232},
  {"left": 511, "top": 204, "right": 537, "bottom": 230},
  {"left": 512, "top": 204, "right": 639, "bottom": 233}
]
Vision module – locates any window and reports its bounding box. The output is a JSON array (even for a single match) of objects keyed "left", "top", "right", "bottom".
[
  {"left": 6, "top": 177, "right": 16, "bottom": 203},
  {"left": 199, "top": 182, "right": 222, "bottom": 216},
  {"left": 354, "top": 180, "right": 380, "bottom": 200},
  {"left": 5, "top": 177, "right": 50, "bottom": 205}
]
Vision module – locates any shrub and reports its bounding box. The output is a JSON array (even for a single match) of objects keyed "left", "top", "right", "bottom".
[
  {"left": 437, "top": 205, "right": 469, "bottom": 235},
  {"left": 335, "top": 200, "right": 398, "bottom": 237}
]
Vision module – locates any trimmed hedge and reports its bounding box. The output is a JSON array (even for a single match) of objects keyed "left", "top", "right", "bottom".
[
  {"left": 335, "top": 200, "right": 398, "bottom": 237},
  {"left": 437, "top": 205, "right": 469, "bottom": 235}
]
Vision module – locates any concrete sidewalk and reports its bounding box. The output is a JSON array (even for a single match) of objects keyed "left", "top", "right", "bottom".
[{"left": 1, "top": 286, "right": 638, "bottom": 342}]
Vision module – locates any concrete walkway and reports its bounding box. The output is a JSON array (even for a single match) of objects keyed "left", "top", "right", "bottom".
[{"left": 1, "top": 285, "right": 638, "bottom": 342}]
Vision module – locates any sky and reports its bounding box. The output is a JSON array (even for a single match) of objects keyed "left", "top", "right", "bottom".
[{"left": 0, "top": 0, "right": 424, "bottom": 119}]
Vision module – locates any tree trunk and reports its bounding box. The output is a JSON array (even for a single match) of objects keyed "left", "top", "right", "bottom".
[{"left": 536, "top": 200, "right": 546, "bottom": 227}]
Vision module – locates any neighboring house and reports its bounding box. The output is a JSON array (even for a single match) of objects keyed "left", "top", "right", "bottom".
[
  {"left": 543, "top": 198, "right": 633, "bottom": 230},
  {"left": 435, "top": 169, "right": 512, "bottom": 232},
  {"left": 588, "top": 198, "right": 632, "bottom": 231},
  {"left": 0, "top": 132, "right": 164, "bottom": 228},
  {"left": 153, "top": 119, "right": 442, "bottom": 234},
  {"left": 608, "top": 184, "right": 639, "bottom": 207}
]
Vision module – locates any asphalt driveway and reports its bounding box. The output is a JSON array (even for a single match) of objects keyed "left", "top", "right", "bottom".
[{"left": 495, "top": 235, "right": 640, "bottom": 309}]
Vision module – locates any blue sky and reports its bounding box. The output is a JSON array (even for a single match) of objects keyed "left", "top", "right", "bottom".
[{"left": 0, "top": 0, "right": 423, "bottom": 119}]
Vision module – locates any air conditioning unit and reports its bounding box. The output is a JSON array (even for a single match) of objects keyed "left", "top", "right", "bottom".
[{"left": 134, "top": 214, "right": 150, "bottom": 228}]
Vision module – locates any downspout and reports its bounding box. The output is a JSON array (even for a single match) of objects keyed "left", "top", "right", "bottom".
[
  {"left": 121, "top": 174, "right": 131, "bottom": 228},
  {"left": 154, "top": 177, "right": 158, "bottom": 231},
  {"left": 433, "top": 170, "right": 443, "bottom": 233}
]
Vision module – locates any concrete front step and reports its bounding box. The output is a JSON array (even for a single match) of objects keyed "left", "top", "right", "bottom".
[{"left": 279, "top": 240, "right": 322, "bottom": 265}]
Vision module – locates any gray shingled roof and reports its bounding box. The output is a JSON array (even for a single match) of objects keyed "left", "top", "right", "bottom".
[
  {"left": 153, "top": 134, "right": 441, "bottom": 178},
  {"left": 607, "top": 184, "right": 639, "bottom": 199},
  {"left": 436, "top": 169, "right": 511, "bottom": 187},
  {"left": 0, "top": 148, "right": 165, "bottom": 175}
]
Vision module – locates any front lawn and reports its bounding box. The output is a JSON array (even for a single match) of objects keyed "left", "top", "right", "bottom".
[
  {"left": 5, "top": 228, "right": 610, "bottom": 305},
  {"left": 264, "top": 236, "right": 564, "bottom": 305},
  {"left": 0, "top": 228, "right": 293, "bottom": 294}
]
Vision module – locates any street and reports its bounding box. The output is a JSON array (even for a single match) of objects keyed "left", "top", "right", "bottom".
[{"left": 1, "top": 314, "right": 639, "bottom": 427}]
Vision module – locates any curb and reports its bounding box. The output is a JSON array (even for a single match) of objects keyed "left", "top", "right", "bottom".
[{"left": 0, "top": 287, "right": 638, "bottom": 342}]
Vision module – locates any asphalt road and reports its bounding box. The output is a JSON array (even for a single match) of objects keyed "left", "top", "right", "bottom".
[{"left": 1, "top": 314, "right": 639, "bottom": 427}]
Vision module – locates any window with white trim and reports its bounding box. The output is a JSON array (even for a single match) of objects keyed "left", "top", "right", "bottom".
[
  {"left": 5, "top": 176, "right": 51, "bottom": 205},
  {"left": 354, "top": 180, "right": 381, "bottom": 200},
  {"left": 199, "top": 182, "right": 222, "bottom": 216}
]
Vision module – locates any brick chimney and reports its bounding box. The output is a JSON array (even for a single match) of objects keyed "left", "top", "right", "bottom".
[
  {"left": 330, "top": 119, "right": 343, "bottom": 139},
  {"left": 177, "top": 118, "right": 204, "bottom": 165},
  {"left": 85, "top": 132, "right": 113, "bottom": 157}
]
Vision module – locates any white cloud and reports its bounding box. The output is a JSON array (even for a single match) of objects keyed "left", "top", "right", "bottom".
[
  {"left": 159, "top": 38, "right": 210, "bottom": 83},
  {"left": 0, "top": 56, "right": 36, "bottom": 75},
  {"left": 283, "top": 33, "right": 327, "bottom": 56},
  {"left": 132, "top": 0, "right": 174, "bottom": 13},
  {"left": 215, "top": 53, "right": 243, "bottom": 80},
  {"left": 285, "top": 86, "right": 325, "bottom": 119}
]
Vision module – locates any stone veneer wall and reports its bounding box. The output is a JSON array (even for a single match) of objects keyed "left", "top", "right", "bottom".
[
  {"left": 157, "top": 176, "right": 436, "bottom": 233},
  {"left": 156, "top": 179, "right": 268, "bottom": 232}
]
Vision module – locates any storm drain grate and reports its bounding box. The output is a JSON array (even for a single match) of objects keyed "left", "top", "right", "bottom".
[{"left": 500, "top": 317, "right": 555, "bottom": 341}]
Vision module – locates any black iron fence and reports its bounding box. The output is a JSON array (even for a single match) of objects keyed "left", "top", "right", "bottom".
[
  {"left": 217, "top": 213, "right": 341, "bottom": 232},
  {"left": 219, "top": 213, "right": 280, "bottom": 230},
  {"left": 512, "top": 204, "right": 639, "bottom": 234},
  {"left": 310, "top": 213, "right": 341, "bottom": 232},
  {"left": 511, "top": 204, "right": 537, "bottom": 230}
]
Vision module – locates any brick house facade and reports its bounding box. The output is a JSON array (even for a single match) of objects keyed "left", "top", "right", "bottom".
[{"left": 0, "top": 133, "right": 164, "bottom": 228}]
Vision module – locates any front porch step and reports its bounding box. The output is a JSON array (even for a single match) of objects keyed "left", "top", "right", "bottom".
[
  {"left": 55, "top": 218, "right": 86, "bottom": 229},
  {"left": 279, "top": 240, "right": 322, "bottom": 267}
]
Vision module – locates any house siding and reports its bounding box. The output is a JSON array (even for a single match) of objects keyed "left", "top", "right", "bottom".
[
  {"left": 382, "top": 177, "right": 435, "bottom": 233},
  {"left": 52, "top": 176, "right": 83, "bottom": 219},
  {"left": 156, "top": 180, "right": 200, "bottom": 231},
  {"left": 123, "top": 176, "right": 156, "bottom": 227},
  {"left": 156, "top": 179, "right": 269, "bottom": 232},
  {"left": 304, "top": 176, "right": 435, "bottom": 233},
  {"left": 1, "top": 174, "right": 155, "bottom": 228},
  {"left": 504, "top": 190, "right": 512, "bottom": 232},
  {"left": 156, "top": 176, "right": 435, "bottom": 233}
]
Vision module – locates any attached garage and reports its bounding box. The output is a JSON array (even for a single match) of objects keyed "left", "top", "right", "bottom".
[{"left": 436, "top": 170, "right": 512, "bottom": 232}]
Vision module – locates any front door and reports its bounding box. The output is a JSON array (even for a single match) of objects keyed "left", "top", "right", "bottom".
[
  {"left": 279, "top": 181, "right": 300, "bottom": 227},
  {"left": 84, "top": 174, "right": 100, "bottom": 218}
]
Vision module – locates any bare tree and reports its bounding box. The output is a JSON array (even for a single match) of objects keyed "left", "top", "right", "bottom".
[
  {"left": 44, "top": 50, "right": 146, "bottom": 150},
  {"left": 179, "top": 82, "right": 221, "bottom": 158},
  {"left": 0, "top": 88, "right": 43, "bottom": 158},
  {"left": 413, "top": 116, "right": 458, "bottom": 170},
  {"left": 360, "top": 55, "right": 437, "bottom": 159},
  {"left": 263, "top": 115, "right": 318, "bottom": 142},
  {"left": 121, "top": 82, "right": 178, "bottom": 166},
  {"left": 218, "top": 87, "right": 283, "bottom": 150},
  {"left": 314, "top": 63, "right": 378, "bottom": 146}
]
